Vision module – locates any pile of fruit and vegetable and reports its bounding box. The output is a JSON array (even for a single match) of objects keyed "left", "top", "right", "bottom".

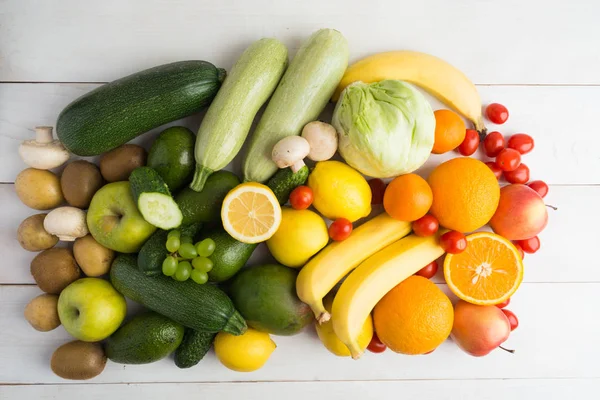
[{"left": 15, "top": 29, "right": 552, "bottom": 380}]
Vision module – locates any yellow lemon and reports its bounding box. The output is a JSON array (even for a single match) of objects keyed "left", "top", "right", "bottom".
[
  {"left": 214, "top": 328, "right": 276, "bottom": 372},
  {"left": 266, "top": 207, "right": 329, "bottom": 268},
  {"left": 308, "top": 161, "right": 371, "bottom": 222},
  {"left": 315, "top": 293, "right": 373, "bottom": 357}
]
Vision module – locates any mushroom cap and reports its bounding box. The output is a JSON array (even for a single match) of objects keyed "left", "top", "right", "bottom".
[
  {"left": 18, "top": 139, "right": 70, "bottom": 170},
  {"left": 43, "top": 207, "right": 89, "bottom": 242},
  {"left": 271, "top": 136, "right": 311, "bottom": 168},
  {"left": 301, "top": 121, "right": 338, "bottom": 161}
]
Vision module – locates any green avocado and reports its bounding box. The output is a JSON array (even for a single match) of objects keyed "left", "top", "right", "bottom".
[
  {"left": 176, "top": 170, "right": 240, "bottom": 225},
  {"left": 228, "top": 264, "right": 312, "bottom": 336},
  {"left": 206, "top": 228, "right": 258, "bottom": 283},
  {"left": 105, "top": 311, "right": 184, "bottom": 365},
  {"left": 147, "top": 126, "right": 196, "bottom": 192}
]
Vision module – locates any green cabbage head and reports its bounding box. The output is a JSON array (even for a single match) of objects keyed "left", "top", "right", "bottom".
[{"left": 332, "top": 80, "right": 435, "bottom": 178}]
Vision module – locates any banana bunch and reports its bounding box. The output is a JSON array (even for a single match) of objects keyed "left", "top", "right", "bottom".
[
  {"left": 331, "top": 232, "right": 446, "bottom": 359},
  {"left": 333, "top": 51, "right": 486, "bottom": 135}
]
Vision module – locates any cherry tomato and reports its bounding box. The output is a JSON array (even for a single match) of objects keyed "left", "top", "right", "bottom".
[
  {"left": 486, "top": 103, "right": 509, "bottom": 124},
  {"left": 528, "top": 180, "right": 549, "bottom": 198},
  {"left": 507, "top": 133, "right": 535, "bottom": 155},
  {"left": 440, "top": 230, "right": 467, "bottom": 254},
  {"left": 368, "top": 178, "right": 387, "bottom": 205},
  {"left": 485, "top": 161, "right": 503, "bottom": 179},
  {"left": 289, "top": 186, "right": 313, "bottom": 210},
  {"left": 513, "top": 243, "right": 525, "bottom": 260},
  {"left": 413, "top": 214, "right": 439, "bottom": 237},
  {"left": 504, "top": 163, "right": 530, "bottom": 184},
  {"left": 483, "top": 131, "right": 505, "bottom": 157},
  {"left": 501, "top": 309, "right": 519, "bottom": 331},
  {"left": 367, "top": 333, "right": 387, "bottom": 353},
  {"left": 415, "top": 261, "right": 438, "bottom": 279},
  {"left": 458, "top": 129, "right": 480, "bottom": 156},
  {"left": 495, "top": 298, "right": 511, "bottom": 309},
  {"left": 495, "top": 148, "right": 521, "bottom": 171},
  {"left": 517, "top": 236, "right": 540, "bottom": 254},
  {"left": 329, "top": 218, "right": 353, "bottom": 241}
]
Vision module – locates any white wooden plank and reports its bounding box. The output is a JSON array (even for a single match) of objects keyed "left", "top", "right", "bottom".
[
  {"left": 1, "top": 0, "right": 599, "bottom": 84},
  {"left": 1, "top": 183, "right": 595, "bottom": 284},
  {"left": 1, "top": 283, "right": 598, "bottom": 384},
  {"left": 2, "top": 379, "right": 599, "bottom": 400},
  {"left": 2, "top": 83, "right": 600, "bottom": 185}
]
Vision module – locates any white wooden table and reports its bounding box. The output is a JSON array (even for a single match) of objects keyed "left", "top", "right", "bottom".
[{"left": 1, "top": 1, "right": 600, "bottom": 398}]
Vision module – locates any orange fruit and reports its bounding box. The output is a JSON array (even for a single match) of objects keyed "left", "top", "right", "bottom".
[
  {"left": 383, "top": 174, "right": 432, "bottom": 221},
  {"left": 428, "top": 157, "right": 500, "bottom": 232},
  {"left": 431, "top": 109, "right": 466, "bottom": 154},
  {"left": 373, "top": 276, "right": 453, "bottom": 355},
  {"left": 444, "top": 232, "right": 524, "bottom": 305}
]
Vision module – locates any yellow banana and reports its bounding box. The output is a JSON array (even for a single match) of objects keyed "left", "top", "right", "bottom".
[
  {"left": 332, "top": 232, "right": 446, "bottom": 359},
  {"left": 296, "top": 213, "right": 411, "bottom": 323},
  {"left": 333, "top": 51, "right": 486, "bottom": 134}
]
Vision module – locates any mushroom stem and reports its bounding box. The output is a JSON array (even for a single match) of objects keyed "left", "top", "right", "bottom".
[
  {"left": 35, "top": 126, "right": 54, "bottom": 144},
  {"left": 290, "top": 160, "right": 306, "bottom": 173}
]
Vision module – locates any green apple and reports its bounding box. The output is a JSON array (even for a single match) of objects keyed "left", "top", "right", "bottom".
[
  {"left": 87, "top": 181, "right": 156, "bottom": 253},
  {"left": 58, "top": 278, "right": 127, "bottom": 342}
]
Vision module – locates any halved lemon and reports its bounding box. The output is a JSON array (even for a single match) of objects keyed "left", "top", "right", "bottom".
[
  {"left": 444, "top": 232, "right": 524, "bottom": 305},
  {"left": 221, "top": 182, "right": 282, "bottom": 244}
]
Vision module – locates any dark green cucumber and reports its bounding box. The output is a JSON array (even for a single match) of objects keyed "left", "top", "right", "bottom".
[
  {"left": 111, "top": 254, "right": 246, "bottom": 335},
  {"left": 176, "top": 170, "right": 240, "bottom": 225},
  {"left": 57, "top": 61, "right": 225, "bottom": 156},
  {"left": 148, "top": 126, "right": 196, "bottom": 191},
  {"left": 130, "top": 167, "right": 183, "bottom": 230},
  {"left": 266, "top": 166, "right": 310, "bottom": 205},
  {"left": 206, "top": 228, "right": 258, "bottom": 283},
  {"left": 138, "top": 223, "right": 203, "bottom": 276},
  {"left": 105, "top": 311, "right": 184, "bottom": 365},
  {"left": 174, "top": 329, "right": 216, "bottom": 369}
]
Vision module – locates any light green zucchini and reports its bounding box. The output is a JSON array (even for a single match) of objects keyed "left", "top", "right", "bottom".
[
  {"left": 242, "top": 29, "right": 349, "bottom": 183},
  {"left": 190, "top": 38, "right": 288, "bottom": 191}
]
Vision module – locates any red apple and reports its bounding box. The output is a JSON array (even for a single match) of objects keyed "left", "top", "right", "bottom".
[
  {"left": 451, "top": 300, "right": 511, "bottom": 357},
  {"left": 489, "top": 184, "right": 548, "bottom": 241}
]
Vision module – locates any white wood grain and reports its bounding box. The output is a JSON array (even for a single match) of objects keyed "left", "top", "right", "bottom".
[
  {"left": 2, "top": 283, "right": 599, "bottom": 384},
  {"left": 2, "top": 83, "right": 600, "bottom": 184},
  {"left": 1, "top": 0, "right": 599, "bottom": 84},
  {"left": 2, "top": 379, "right": 599, "bottom": 400},
  {"left": 2, "top": 183, "right": 595, "bottom": 285}
]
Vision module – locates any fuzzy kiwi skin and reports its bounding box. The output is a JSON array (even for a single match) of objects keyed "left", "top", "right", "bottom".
[
  {"left": 24, "top": 293, "right": 60, "bottom": 332},
  {"left": 61, "top": 160, "right": 104, "bottom": 208},
  {"left": 51, "top": 341, "right": 106, "bottom": 380},
  {"left": 30, "top": 248, "right": 81, "bottom": 294},
  {"left": 100, "top": 144, "right": 147, "bottom": 182}
]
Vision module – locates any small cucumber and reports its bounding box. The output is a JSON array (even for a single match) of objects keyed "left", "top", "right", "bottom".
[
  {"left": 148, "top": 126, "right": 195, "bottom": 191},
  {"left": 174, "top": 329, "right": 216, "bottom": 369},
  {"left": 105, "top": 311, "right": 184, "bottom": 365},
  {"left": 190, "top": 38, "right": 288, "bottom": 191},
  {"left": 243, "top": 29, "right": 349, "bottom": 183},
  {"left": 266, "top": 166, "right": 310, "bottom": 205},
  {"left": 176, "top": 170, "right": 240, "bottom": 226},
  {"left": 138, "top": 223, "right": 203, "bottom": 276},
  {"left": 129, "top": 167, "right": 183, "bottom": 230}
]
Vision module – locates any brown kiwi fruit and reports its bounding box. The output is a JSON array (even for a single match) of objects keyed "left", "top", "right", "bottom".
[
  {"left": 15, "top": 168, "right": 64, "bottom": 210},
  {"left": 51, "top": 340, "right": 106, "bottom": 380},
  {"left": 17, "top": 213, "right": 59, "bottom": 251},
  {"left": 30, "top": 248, "right": 80, "bottom": 294},
  {"left": 24, "top": 293, "right": 61, "bottom": 331},
  {"left": 73, "top": 235, "right": 115, "bottom": 277},
  {"left": 100, "top": 144, "right": 147, "bottom": 182},
  {"left": 61, "top": 160, "right": 104, "bottom": 208}
]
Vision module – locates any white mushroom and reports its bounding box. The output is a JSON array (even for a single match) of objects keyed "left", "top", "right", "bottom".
[
  {"left": 43, "top": 207, "right": 89, "bottom": 242},
  {"left": 19, "top": 126, "right": 70, "bottom": 170},
  {"left": 272, "top": 136, "right": 311, "bottom": 173},
  {"left": 301, "top": 121, "right": 338, "bottom": 161}
]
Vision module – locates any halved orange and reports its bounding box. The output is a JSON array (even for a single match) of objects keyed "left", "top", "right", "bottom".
[
  {"left": 444, "top": 232, "right": 523, "bottom": 305},
  {"left": 221, "top": 182, "right": 282, "bottom": 244}
]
